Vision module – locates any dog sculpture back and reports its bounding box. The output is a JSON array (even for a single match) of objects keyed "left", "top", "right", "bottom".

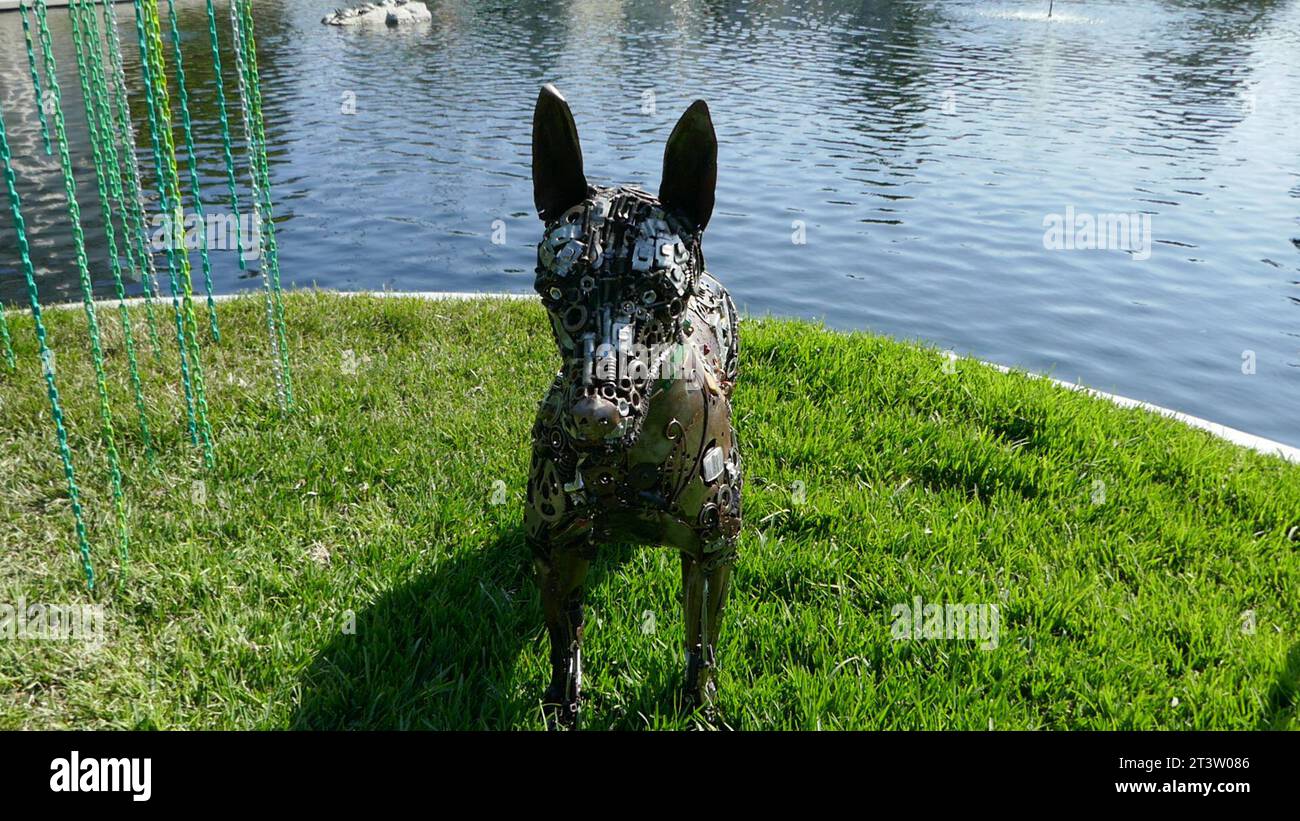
[{"left": 526, "top": 85, "right": 741, "bottom": 726}]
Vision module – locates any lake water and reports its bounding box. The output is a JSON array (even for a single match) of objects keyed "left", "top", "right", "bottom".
[{"left": 1, "top": 0, "right": 1297, "bottom": 446}]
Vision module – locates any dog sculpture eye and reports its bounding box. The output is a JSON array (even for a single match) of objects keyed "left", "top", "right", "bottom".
[{"left": 536, "top": 222, "right": 588, "bottom": 292}]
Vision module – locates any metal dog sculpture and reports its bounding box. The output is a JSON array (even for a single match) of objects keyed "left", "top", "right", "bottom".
[{"left": 526, "top": 85, "right": 741, "bottom": 727}]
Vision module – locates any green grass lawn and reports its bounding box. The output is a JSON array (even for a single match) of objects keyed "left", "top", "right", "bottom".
[{"left": 0, "top": 292, "right": 1296, "bottom": 729}]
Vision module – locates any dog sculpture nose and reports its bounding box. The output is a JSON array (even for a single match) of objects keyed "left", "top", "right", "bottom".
[{"left": 570, "top": 395, "right": 620, "bottom": 442}]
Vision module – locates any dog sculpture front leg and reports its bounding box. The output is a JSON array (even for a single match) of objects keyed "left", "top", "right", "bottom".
[
  {"left": 534, "top": 544, "right": 589, "bottom": 729},
  {"left": 681, "top": 551, "right": 734, "bottom": 714},
  {"left": 526, "top": 375, "right": 598, "bottom": 729}
]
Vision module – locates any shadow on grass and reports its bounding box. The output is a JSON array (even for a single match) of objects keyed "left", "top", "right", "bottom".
[
  {"left": 1258, "top": 641, "right": 1299, "bottom": 730},
  {"left": 291, "top": 527, "right": 539, "bottom": 729},
  {"left": 291, "top": 526, "right": 640, "bottom": 729}
]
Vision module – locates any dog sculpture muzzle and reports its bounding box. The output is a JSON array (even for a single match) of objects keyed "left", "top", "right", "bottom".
[{"left": 525, "top": 85, "right": 742, "bottom": 727}]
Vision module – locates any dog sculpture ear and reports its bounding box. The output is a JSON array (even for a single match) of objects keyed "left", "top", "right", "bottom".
[
  {"left": 659, "top": 100, "right": 717, "bottom": 233},
  {"left": 532, "top": 84, "right": 589, "bottom": 222}
]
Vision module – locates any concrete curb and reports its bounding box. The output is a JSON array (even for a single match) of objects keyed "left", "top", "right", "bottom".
[
  {"left": 13, "top": 290, "right": 533, "bottom": 312},
  {"left": 8, "top": 288, "right": 1297, "bottom": 463},
  {"left": 978, "top": 363, "right": 1300, "bottom": 464}
]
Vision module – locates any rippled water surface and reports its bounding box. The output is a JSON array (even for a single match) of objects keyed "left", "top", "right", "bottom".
[{"left": 1, "top": 0, "right": 1298, "bottom": 445}]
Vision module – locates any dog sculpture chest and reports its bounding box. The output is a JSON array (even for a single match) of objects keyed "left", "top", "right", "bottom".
[{"left": 525, "top": 85, "right": 741, "bottom": 724}]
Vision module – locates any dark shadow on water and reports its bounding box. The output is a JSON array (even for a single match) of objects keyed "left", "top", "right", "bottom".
[
  {"left": 1257, "top": 641, "right": 1299, "bottom": 730},
  {"left": 290, "top": 526, "right": 638, "bottom": 730}
]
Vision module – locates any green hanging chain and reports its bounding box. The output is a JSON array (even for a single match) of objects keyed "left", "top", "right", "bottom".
[
  {"left": 138, "top": 0, "right": 214, "bottom": 467},
  {"left": 0, "top": 211, "right": 13, "bottom": 366},
  {"left": 0, "top": 99, "right": 97, "bottom": 590},
  {"left": 231, "top": 0, "right": 292, "bottom": 410},
  {"left": 80, "top": 2, "right": 135, "bottom": 294},
  {"left": 18, "top": 2, "right": 53, "bottom": 156},
  {"left": 228, "top": 0, "right": 282, "bottom": 407},
  {"left": 69, "top": 0, "right": 154, "bottom": 463},
  {"left": 143, "top": 0, "right": 215, "bottom": 462},
  {"left": 0, "top": 295, "right": 13, "bottom": 371},
  {"left": 240, "top": 0, "right": 293, "bottom": 409},
  {"left": 87, "top": 0, "right": 159, "bottom": 455},
  {"left": 99, "top": 0, "right": 164, "bottom": 359},
  {"left": 33, "top": 0, "right": 131, "bottom": 575},
  {"left": 242, "top": 0, "right": 293, "bottom": 409},
  {"left": 205, "top": 0, "right": 244, "bottom": 274},
  {"left": 165, "top": 0, "right": 220, "bottom": 343},
  {"left": 129, "top": 0, "right": 202, "bottom": 456}
]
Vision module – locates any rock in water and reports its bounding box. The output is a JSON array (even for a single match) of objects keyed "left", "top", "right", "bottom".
[{"left": 323, "top": 0, "right": 432, "bottom": 27}]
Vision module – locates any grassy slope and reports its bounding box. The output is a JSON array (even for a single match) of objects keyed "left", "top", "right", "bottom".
[{"left": 0, "top": 292, "right": 1296, "bottom": 730}]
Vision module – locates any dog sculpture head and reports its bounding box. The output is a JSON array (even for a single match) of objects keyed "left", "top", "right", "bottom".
[{"left": 531, "top": 84, "right": 717, "bottom": 450}]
